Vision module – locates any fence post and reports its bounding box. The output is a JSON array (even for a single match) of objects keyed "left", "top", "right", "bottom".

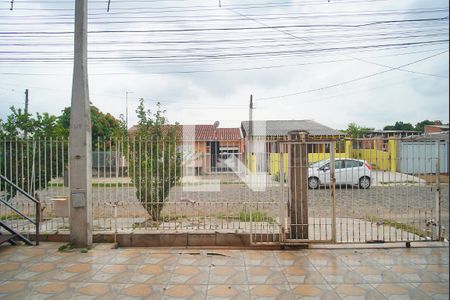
[
  {"left": 288, "top": 131, "right": 308, "bottom": 240},
  {"left": 435, "top": 139, "right": 441, "bottom": 240},
  {"left": 330, "top": 142, "right": 337, "bottom": 243}
]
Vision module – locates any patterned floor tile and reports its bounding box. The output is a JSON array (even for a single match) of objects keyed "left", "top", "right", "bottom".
[
  {"left": 350, "top": 265, "right": 391, "bottom": 284},
  {"left": 290, "top": 283, "right": 340, "bottom": 300},
  {"left": 317, "top": 265, "right": 367, "bottom": 284},
  {"left": 0, "top": 243, "right": 448, "bottom": 299},
  {"left": 418, "top": 264, "right": 450, "bottom": 282},
  {"left": 0, "top": 262, "right": 23, "bottom": 281},
  {"left": 244, "top": 251, "right": 278, "bottom": 266},
  {"left": 59, "top": 249, "right": 116, "bottom": 264},
  {"left": 178, "top": 252, "right": 213, "bottom": 266},
  {"left": 385, "top": 264, "right": 429, "bottom": 283},
  {"left": 412, "top": 282, "right": 449, "bottom": 300},
  {"left": 0, "top": 281, "right": 31, "bottom": 300},
  {"left": 246, "top": 266, "right": 286, "bottom": 285},
  {"left": 70, "top": 282, "right": 125, "bottom": 299},
  {"left": 304, "top": 251, "right": 347, "bottom": 267},
  {"left": 143, "top": 252, "right": 179, "bottom": 265},
  {"left": 207, "top": 285, "right": 249, "bottom": 300},
  {"left": 424, "top": 249, "right": 449, "bottom": 265},
  {"left": 338, "top": 250, "right": 375, "bottom": 267},
  {"left": 108, "top": 249, "right": 149, "bottom": 265},
  {"left": 332, "top": 284, "right": 387, "bottom": 300},
  {"left": 211, "top": 251, "right": 245, "bottom": 267},
  {"left": 274, "top": 251, "right": 312, "bottom": 267},
  {"left": 363, "top": 252, "right": 400, "bottom": 266},
  {"left": 281, "top": 266, "right": 327, "bottom": 284},
  {"left": 373, "top": 283, "right": 430, "bottom": 300},
  {"left": 26, "top": 263, "right": 104, "bottom": 282},
  {"left": 169, "top": 266, "right": 210, "bottom": 285},
  {"left": 91, "top": 264, "right": 137, "bottom": 283},
  {"left": 163, "top": 285, "right": 207, "bottom": 300},
  {"left": 131, "top": 264, "right": 174, "bottom": 284},
  {"left": 119, "top": 283, "right": 166, "bottom": 298},
  {"left": 12, "top": 262, "right": 58, "bottom": 281},
  {"left": 27, "top": 281, "right": 71, "bottom": 299},
  {"left": 249, "top": 284, "right": 293, "bottom": 300},
  {"left": 209, "top": 266, "right": 247, "bottom": 285}
]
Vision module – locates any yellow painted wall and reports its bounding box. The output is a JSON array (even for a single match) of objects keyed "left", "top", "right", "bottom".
[
  {"left": 349, "top": 139, "right": 397, "bottom": 172},
  {"left": 247, "top": 138, "right": 398, "bottom": 174}
]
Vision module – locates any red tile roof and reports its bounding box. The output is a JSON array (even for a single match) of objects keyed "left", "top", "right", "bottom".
[{"left": 129, "top": 124, "right": 241, "bottom": 141}]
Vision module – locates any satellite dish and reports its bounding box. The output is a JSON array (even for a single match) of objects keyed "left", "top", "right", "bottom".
[{"left": 213, "top": 121, "right": 220, "bottom": 128}]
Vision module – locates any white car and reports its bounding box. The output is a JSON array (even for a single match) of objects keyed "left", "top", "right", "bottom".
[{"left": 308, "top": 159, "right": 372, "bottom": 189}]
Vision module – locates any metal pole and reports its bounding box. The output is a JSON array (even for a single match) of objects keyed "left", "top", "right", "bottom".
[
  {"left": 288, "top": 131, "right": 308, "bottom": 240},
  {"left": 248, "top": 95, "right": 253, "bottom": 175},
  {"left": 330, "top": 142, "right": 337, "bottom": 243},
  {"left": 24, "top": 89, "right": 29, "bottom": 139},
  {"left": 435, "top": 139, "right": 441, "bottom": 240},
  {"left": 125, "top": 91, "right": 132, "bottom": 130},
  {"left": 69, "top": 0, "right": 92, "bottom": 248}
]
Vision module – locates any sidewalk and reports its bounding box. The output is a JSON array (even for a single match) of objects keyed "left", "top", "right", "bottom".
[{"left": 0, "top": 243, "right": 448, "bottom": 299}]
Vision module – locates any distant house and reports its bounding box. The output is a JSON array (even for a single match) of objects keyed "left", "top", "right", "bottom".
[
  {"left": 241, "top": 119, "right": 343, "bottom": 153},
  {"left": 240, "top": 120, "right": 343, "bottom": 173},
  {"left": 128, "top": 124, "right": 242, "bottom": 174},
  {"left": 424, "top": 124, "right": 449, "bottom": 134},
  {"left": 180, "top": 125, "right": 243, "bottom": 174},
  {"left": 365, "top": 130, "right": 420, "bottom": 138}
]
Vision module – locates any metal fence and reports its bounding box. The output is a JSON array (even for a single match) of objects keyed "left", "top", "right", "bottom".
[{"left": 0, "top": 135, "right": 448, "bottom": 244}]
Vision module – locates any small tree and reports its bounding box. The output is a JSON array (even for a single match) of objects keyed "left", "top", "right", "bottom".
[
  {"left": 345, "top": 123, "right": 374, "bottom": 138},
  {"left": 129, "top": 99, "right": 180, "bottom": 222},
  {"left": 383, "top": 121, "right": 415, "bottom": 131},
  {"left": 0, "top": 107, "right": 66, "bottom": 199},
  {"left": 59, "top": 105, "right": 126, "bottom": 141},
  {"left": 415, "top": 120, "right": 441, "bottom": 133}
]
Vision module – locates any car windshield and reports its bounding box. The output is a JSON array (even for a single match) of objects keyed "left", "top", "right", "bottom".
[{"left": 309, "top": 160, "right": 329, "bottom": 168}]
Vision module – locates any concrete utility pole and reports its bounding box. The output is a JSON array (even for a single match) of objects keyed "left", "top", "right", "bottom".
[
  {"left": 69, "top": 0, "right": 92, "bottom": 248},
  {"left": 24, "top": 89, "right": 29, "bottom": 139}
]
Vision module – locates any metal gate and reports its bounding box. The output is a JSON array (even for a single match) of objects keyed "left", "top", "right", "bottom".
[
  {"left": 279, "top": 136, "right": 337, "bottom": 244},
  {"left": 250, "top": 133, "right": 447, "bottom": 246}
]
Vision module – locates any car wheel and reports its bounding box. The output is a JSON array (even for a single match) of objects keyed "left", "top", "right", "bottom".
[
  {"left": 308, "top": 177, "right": 320, "bottom": 189},
  {"left": 359, "top": 176, "right": 371, "bottom": 189}
]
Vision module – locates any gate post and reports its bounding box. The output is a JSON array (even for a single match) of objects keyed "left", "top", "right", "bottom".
[
  {"left": 435, "top": 139, "right": 441, "bottom": 240},
  {"left": 288, "top": 131, "right": 308, "bottom": 239},
  {"left": 330, "top": 142, "right": 337, "bottom": 243}
]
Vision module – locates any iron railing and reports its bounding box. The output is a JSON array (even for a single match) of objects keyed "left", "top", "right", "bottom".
[
  {"left": 0, "top": 136, "right": 447, "bottom": 245},
  {"left": 0, "top": 174, "right": 40, "bottom": 245}
]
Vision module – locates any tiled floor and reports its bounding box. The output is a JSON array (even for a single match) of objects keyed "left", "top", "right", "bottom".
[{"left": 0, "top": 243, "right": 448, "bottom": 299}]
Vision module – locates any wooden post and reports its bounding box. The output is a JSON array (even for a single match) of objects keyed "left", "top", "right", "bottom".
[{"left": 288, "top": 131, "right": 308, "bottom": 239}]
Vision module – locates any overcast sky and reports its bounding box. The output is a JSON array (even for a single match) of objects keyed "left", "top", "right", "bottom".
[{"left": 0, "top": 0, "right": 448, "bottom": 131}]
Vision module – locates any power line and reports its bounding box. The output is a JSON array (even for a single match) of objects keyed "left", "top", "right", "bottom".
[
  {"left": 255, "top": 49, "right": 449, "bottom": 102},
  {"left": 1, "top": 16, "right": 447, "bottom": 36},
  {"left": 227, "top": 8, "right": 448, "bottom": 80},
  {"left": 1, "top": 47, "right": 448, "bottom": 76}
]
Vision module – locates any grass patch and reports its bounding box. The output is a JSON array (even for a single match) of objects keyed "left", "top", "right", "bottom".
[
  {"left": 48, "top": 182, "right": 134, "bottom": 188},
  {"left": 366, "top": 216, "right": 428, "bottom": 238},
  {"left": 132, "top": 214, "right": 187, "bottom": 229},
  {"left": 379, "top": 181, "right": 419, "bottom": 185},
  {"left": 0, "top": 213, "right": 23, "bottom": 221},
  {"left": 217, "top": 211, "right": 275, "bottom": 224},
  {"left": 58, "top": 243, "right": 73, "bottom": 252}
]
